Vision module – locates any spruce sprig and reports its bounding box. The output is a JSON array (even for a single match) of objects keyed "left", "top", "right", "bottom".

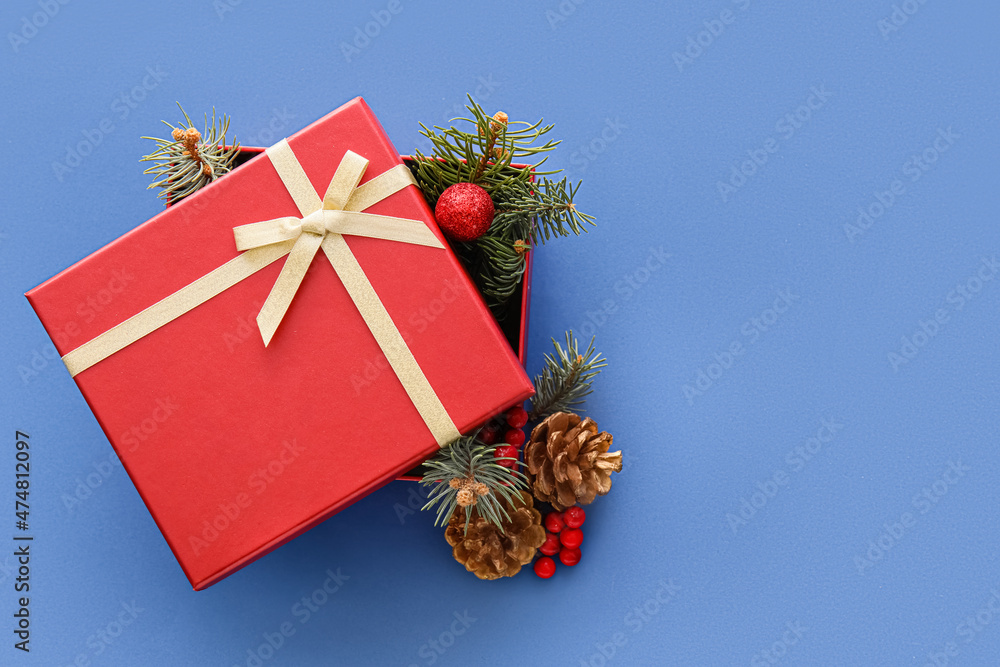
[
  {"left": 529, "top": 331, "right": 607, "bottom": 422},
  {"left": 141, "top": 103, "right": 239, "bottom": 202},
  {"left": 410, "top": 96, "right": 594, "bottom": 319},
  {"left": 420, "top": 434, "right": 529, "bottom": 534}
]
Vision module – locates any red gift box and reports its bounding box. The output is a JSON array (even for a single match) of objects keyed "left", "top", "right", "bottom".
[
  {"left": 222, "top": 145, "right": 535, "bottom": 481},
  {"left": 26, "top": 98, "right": 534, "bottom": 590}
]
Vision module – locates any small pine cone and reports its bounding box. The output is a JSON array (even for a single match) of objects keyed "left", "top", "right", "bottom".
[
  {"left": 445, "top": 491, "right": 546, "bottom": 580},
  {"left": 525, "top": 412, "right": 622, "bottom": 511}
]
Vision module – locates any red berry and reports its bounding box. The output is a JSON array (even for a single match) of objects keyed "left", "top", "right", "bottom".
[
  {"left": 493, "top": 445, "right": 519, "bottom": 469},
  {"left": 544, "top": 512, "right": 565, "bottom": 534},
  {"left": 560, "top": 528, "right": 583, "bottom": 549},
  {"left": 540, "top": 532, "right": 561, "bottom": 556},
  {"left": 559, "top": 547, "right": 581, "bottom": 567},
  {"left": 434, "top": 183, "right": 495, "bottom": 242},
  {"left": 479, "top": 425, "right": 498, "bottom": 445},
  {"left": 534, "top": 556, "right": 556, "bottom": 578},
  {"left": 504, "top": 428, "right": 525, "bottom": 447},
  {"left": 563, "top": 506, "right": 586, "bottom": 528},
  {"left": 506, "top": 406, "right": 528, "bottom": 429}
]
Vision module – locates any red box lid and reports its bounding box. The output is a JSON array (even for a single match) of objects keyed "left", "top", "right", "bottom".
[{"left": 26, "top": 97, "right": 534, "bottom": 589}]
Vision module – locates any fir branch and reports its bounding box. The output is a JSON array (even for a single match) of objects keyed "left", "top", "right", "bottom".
[
  {"left": 528, "top": 331, "right": 607, "bottom": 422},
  {"left": 420, "top": 434, "right": 528, "bottom": 534},
  {"left": 494, "top": 177, "right": 595, "bottom": 245},
  {"left": 458, "top": 235, "right": 528, "bottom": 311},
  {"left": 409, "top": 95, "right": 595, "bottom": 319},
  {"left": 140, "top": 103, "right": 239, "bottom": 203}
]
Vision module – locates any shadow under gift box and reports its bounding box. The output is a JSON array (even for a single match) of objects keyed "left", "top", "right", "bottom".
[
  {"left": 26, "top": 97, "right": 535, "bottom": 590},
  {"left": 174, "top": 146, "right": 534, "bottom": 481}
]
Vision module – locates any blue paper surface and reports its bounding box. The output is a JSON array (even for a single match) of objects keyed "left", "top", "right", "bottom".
[{"left": 3, "top": 1, "right": 1000, "bottom": 664}]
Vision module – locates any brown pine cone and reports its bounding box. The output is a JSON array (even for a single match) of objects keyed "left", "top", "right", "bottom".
[
  {"left": 525, "top": 412, "right": 623, "bottom": 511},
  {"left": 445, "top": 491, "right": 546, "bottom": 580}
]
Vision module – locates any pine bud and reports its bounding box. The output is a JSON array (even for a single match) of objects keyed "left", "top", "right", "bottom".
[
  {"left": 456, "top": 488, "right": 475, "bottom": 507},
  {"left": 490, "top": 111, "right": 508, "bottom": 132}
]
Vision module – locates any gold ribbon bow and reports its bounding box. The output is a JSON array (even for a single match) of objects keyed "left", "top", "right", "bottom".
[{"left": 61, "top": 140, "right": 461, "bottom": 447}]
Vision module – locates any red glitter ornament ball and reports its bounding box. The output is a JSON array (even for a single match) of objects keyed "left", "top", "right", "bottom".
[
  {"left": 434, "top": 183, "right": 495, "bottom": 242},
  {"left": 534, "top": 556, "right": 556, "bottom": 578}
]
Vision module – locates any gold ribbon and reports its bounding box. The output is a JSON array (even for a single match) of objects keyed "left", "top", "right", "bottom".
[{"left": 61, "top": 140, "right": 462, "bottom": 447}]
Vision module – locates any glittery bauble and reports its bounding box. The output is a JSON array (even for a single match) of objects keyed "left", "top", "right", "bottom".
[{"left": 434, "top": 183, "right": 495, "bottom": 242}]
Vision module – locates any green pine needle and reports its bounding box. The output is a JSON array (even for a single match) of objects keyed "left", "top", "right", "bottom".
[
  {"left": 528, "top": 331, "right": 607, "bottom": 422},
  {"left": 409, "top": 95, "right": 594, "bottom": 320},
  {"left": 420, "top": 433, "right": 529, "bottom": 534},
  {"left": 140, "top": 103, "right": 239, "bottom": 202}
]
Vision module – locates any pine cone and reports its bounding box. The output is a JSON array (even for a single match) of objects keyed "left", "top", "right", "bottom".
[
  {"left": 525, "top": 412, "right": 622, "bottom": 511},
  {"left": 445, "top": 491, "right": 546, "bottom": 580}
]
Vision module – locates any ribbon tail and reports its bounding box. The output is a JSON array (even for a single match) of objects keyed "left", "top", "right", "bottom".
[{"left": 256, "top": 233, "right": 324, "bottom": 346}]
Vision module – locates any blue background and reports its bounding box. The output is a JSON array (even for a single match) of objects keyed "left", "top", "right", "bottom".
[{"left": 3, "top": 1, "right": 999, "bottom": 665}]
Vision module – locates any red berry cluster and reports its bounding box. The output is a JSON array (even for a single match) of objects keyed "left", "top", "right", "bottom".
[
  {"left": 534, "top": 506, "right": 586, "bottom": 578},
  {"left": 486, "top": 404, "right": 528, "bottom": 470}
]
